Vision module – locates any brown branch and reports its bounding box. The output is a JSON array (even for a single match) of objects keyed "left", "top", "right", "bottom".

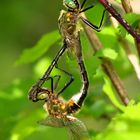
[
  {"left": 101, "top": 59, "right": 130, "bottom": 105},
  {"left": 81, "top": 13, "right": 130, "bottom": 106}
]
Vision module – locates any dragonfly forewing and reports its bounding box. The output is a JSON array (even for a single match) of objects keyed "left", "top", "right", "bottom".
[
  {"left": 65, "top": 116, "right": 91, "bottom": 140},
  {"left": 39, "top": 115, "right": 91, "bottom": 140},
  {"left": 38, "top": 115, "right": 66, "bottom": 128}
]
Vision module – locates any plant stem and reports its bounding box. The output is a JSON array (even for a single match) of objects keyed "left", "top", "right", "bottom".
[
  {"left": 101, "top": 58, "right": 130, "bottom": 105},
  {"left": 99, "top": 0, "right": 140, "bottom": 55},
  {"left": 81, "top": 13, "right": 130, "bottom": 106},
  {"left": 121, "top": 0, "right": 132, "bottom": 13}
]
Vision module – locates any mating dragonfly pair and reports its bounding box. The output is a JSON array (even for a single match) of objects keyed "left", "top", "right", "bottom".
[{"left": 29, "top": 0, "right": 140, "bottom": 139}]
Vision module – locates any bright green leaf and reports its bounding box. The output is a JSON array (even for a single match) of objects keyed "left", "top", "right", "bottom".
[
  {"left": 34, "top": 57, "right": 60, "bottom": 77},
  {"left": 118, "top": 13, "right": 140, "bottom": 38},
  {"left": 103, "top": 48, "right": 118, "bottom": 60},
  {"left": 96, "top": 48, "right": 118, "bottom": 60},
  {"left": 103, "top": 77, "right": 125, "bottom": 111},
  {"left": 95, "top": 102, "right": 140, "bottom": 140},
  {"left": 16, "top": 30, "right": 61, "bottom": 65}
]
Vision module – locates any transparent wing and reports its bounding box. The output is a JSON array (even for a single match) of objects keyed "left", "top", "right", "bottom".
[
  {"left": 38, "top": 115, "right": 65, "bottom": 128},
  {"left": 38, "top": 115, "right": 91, "bottom": 140},
  {"left": 65, "top": 116, "right": 91, "bottom": 140}
]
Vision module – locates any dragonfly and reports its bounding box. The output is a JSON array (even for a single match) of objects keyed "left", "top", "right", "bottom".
[
  {"left": 34, "top": 73, "right": 91, "bottom": 140},
  {"left": 58, "top": 0, "right": 108, "bottom": 106},
  {"left": 99, "top": 0, "right": 140, "bottom": 42}
]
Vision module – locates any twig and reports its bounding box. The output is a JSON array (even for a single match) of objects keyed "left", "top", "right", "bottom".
[
  {"left": 99, "top": 0, "right": 140, "bottom": 57},
  {"left": 81, "top": 13, "right": 130, "bottom": 105},
  {"left": 101, "top": 58, "right": 130, "bottom": 105}
]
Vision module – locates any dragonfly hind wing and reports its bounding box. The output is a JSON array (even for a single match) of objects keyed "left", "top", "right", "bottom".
[
  {"left": 65, "top": 116, "right": 91, "bottom": 140},
  {"left": 38, "top": 115, "right": 65, "bottom": 128}
]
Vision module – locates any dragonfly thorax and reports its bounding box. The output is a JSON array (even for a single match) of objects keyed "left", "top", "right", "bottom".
[
  {"left": 44, "top": 93, "right": 69, "bottom": 118},
  {"left": 59, "top": 10, "right": 79, "bottom": 39},
  {"left": 41, "top": 91, "right": 80, "bottom": 118}
]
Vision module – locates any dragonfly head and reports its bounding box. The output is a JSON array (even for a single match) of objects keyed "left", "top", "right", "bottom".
[
  {"left": 28, "top": 86, "right": 49, "bottom": 102},
  {"left": 63, "top": 0, "right": 79, "bottom": 11}
]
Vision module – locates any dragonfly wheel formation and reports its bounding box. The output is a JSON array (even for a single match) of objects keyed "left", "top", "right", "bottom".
[
  {"left": 28, "top": 1, "right": 140, "bottom": 139},
  {"left": 28, "top": 1, "right": 107, "bottom": 139}
]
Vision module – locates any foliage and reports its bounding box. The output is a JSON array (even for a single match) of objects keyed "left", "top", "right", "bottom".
[
  {"left": 1, "top": 0, "right": 140, "bottom": 140},
  {"left": 95, "top": 102, "right": 140, "bottom": 140},
  {"left": 118, "top": 13, "right": 140, "bottom": 37},
  {"left": 16, "top": 31, "right": 61, "bottom": 65}
]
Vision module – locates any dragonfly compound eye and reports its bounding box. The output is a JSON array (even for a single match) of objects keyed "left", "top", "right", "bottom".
[
  {"left": 37, "top": 92, "right": 48, "bottom": 101},
  {"left": 63, "top": 0, "right": 78, "bottom": 9}
]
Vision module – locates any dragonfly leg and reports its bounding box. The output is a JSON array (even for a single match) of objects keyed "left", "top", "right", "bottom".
[
  {"left": 81, "top": 0, "right": 87, "bottom": 9},
  {"left": 40, "top": 76, "right": 54, "bottom": 93},
  {"left": 80, "top": 9, "right": 107, "bottom": 32},
  {"left": 81, "top": 0, "right": 97, "bottom": 9},
  {"left": 55, "top": 64, "right": 74, "bottom": 95},
  {"left": 80, "top": 5, "right": 95, "bottom": 13}
]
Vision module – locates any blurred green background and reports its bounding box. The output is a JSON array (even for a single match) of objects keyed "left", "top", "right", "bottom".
[
  {"left": 0, "top": 0, "right": 62, "bottom": 88},
  {"left": 1, "top": 0, "right": 140, "bottom": 140}
]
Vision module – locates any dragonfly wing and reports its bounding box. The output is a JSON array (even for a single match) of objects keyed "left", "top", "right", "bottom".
[
  {"left": 64, "top": 116, "right": 91, "bottom": 140},
  {"left": 38, "top": 115, "right": 65, "bottom": 128},
  {"left": 38, "top": 115, "right": 91, "bottom": 140}
]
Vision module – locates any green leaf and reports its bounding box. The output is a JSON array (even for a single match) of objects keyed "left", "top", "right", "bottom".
[
  {"left": 124, "top": 13, "right": 140, "bottom": 27},
  {"left": 33, "top": 57, "right": 60, "bottom": 77},
  {"left": 103, "top": 77, "right": 125, "bottom": 111},
  {"left": 96, "top": 48, "right": 118, "bottom": 60},
  {"left": 10, "top": 110, "right": 45, "bottom": 140},
  {"left": 118, "top": 13, "right": 140, "bottom": 38},
  {"left": 95, "top": 102, "right": 140, "bottom": 140},
  {"left": 16, "top": 30, "right": 61, "bottom": 65},
  {"left": 103, "top": 48, "right": 118, "bottom": 60},
  {"left": 97, "top": 27, "right": 118, "bottom": 49}
]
